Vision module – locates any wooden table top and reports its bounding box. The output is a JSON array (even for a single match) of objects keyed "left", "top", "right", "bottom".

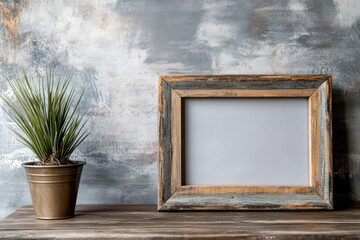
[{"left": 1, "top": 205, "right": 360, "bottom": 239}]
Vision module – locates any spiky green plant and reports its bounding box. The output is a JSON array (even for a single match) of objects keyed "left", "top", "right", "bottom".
[{"left": 0, "top": 68, "right": 90, "bottom": 165}]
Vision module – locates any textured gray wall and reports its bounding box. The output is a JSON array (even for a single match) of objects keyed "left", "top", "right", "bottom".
[{"left": 0, "top": 0, "right": 359, "bottom": 218}]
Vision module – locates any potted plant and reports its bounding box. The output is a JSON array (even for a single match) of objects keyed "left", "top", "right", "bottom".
[{"left": 0, "top": 68, "right": 90, "bottom": 219}]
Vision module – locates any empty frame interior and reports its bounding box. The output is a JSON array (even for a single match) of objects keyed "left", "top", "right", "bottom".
[
  {"left": 184, "top": 98, "right": 309, "bottom": 186},
  {"left": 158, "top": 75, "right": 332, "bottom": 210}
]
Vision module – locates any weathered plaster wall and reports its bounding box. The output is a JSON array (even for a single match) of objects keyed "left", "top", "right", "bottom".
[{"left": 0, "top": 0, "right": 359, "bottom": 218}]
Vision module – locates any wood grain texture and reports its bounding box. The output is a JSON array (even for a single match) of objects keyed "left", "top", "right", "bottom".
[
  {"left": 158, "top": 77, "right": 173, "bottom": 207},
  {"left": 162, "top": 75, "right": 330, "bottom": 82},
  {"left": 174, "top": 89, "right": 316, "bottom": 97},
  {"left": 162, "top": 75, "right": 328, "bottom": 90},
  {"left": 1, "top": 205, "right": 359, "bottom": 239},
  {"left": 168, "top": 80, "right": 324, "bottom": 90},
  {"left": 176, "top": 186, "right": 317, "bottom": 195},
  {"left": 319, "top": 78, "right": 333, "bottom": 208},
  {"left": 326, "top": 77, "right": 333, "bottom": 207},
  {"left": 309, "top": 88, "right": 321, "bottom": 196},
  {"left": 170, "top": 89, "right": 182, "bottom": 194},
  {"left": 158, "top": 75, "right": 332, "bottom": 211},
  {"left": 164, "top": 194, "right": 330, "bottom": 211}
]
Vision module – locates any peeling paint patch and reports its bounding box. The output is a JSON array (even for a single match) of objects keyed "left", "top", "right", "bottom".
[{"left": 0, "top": 1, "right": 22, "bottom": 45}]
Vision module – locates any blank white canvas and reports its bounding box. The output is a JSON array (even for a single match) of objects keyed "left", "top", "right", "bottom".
[{"left": 184, "top": 98, "right": 309, "bottom": 186}]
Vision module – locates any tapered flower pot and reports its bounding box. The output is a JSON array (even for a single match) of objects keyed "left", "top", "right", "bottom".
[{"left": 22, "top": 161, "right": 86, "bottom": 220}]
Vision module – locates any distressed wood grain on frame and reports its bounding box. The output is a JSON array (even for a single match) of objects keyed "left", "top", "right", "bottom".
[{"left": 158, "top": 75, "right": 332, "bottom": 211}]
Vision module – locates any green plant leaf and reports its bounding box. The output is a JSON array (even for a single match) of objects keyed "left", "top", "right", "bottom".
[{"left": 0, "top": 68, "right": 90, "bottom": 164}]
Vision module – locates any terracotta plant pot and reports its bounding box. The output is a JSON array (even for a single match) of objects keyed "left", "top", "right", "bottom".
[{"left": 22, "top": 161, "right": 86, "bottom": 220}]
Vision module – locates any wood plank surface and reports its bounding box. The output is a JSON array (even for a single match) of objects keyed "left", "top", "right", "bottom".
[{"left": 1, "top": 205, "right": 360, "bottom": 239}]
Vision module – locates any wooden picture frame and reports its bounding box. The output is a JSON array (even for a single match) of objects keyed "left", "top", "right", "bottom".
[{"left": 158, "top": 75, "right": 332, "bottom": 211}]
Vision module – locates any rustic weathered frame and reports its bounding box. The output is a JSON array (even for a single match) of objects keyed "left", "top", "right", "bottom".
[{"left": 158, "top": 75, "right": 332, "bottom": 211}]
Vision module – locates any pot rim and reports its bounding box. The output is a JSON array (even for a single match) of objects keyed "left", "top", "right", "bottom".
[{"left": 22, "top": 161, "right": 86, "bottom": 168}]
